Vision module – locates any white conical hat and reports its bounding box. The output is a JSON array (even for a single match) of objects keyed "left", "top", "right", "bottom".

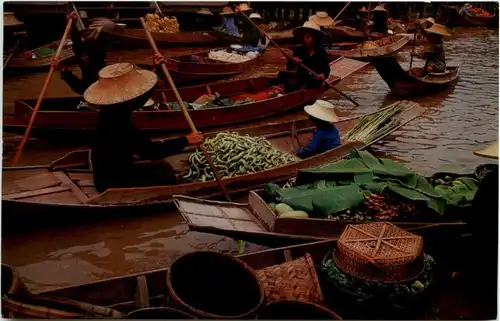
[
  {"left": 474, "top": 141, "right": 498, "bottom": 159},
  {"left": 84, "top": 63, "right": 158, "bottom": 106},
  {"left": 293, "top": 20, "right": 326, "bottom": 41},
  {"left": 304, "top": 100, "right": 340, "bottom": 123},
  {"left": 309, "top": 11, "right": 334, "bottom": 27}
]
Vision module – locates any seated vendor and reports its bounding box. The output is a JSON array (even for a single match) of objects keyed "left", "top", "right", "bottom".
[
  {"left": 83, "top": 62, "right": 204, "bottom": 192},
  {"left": 277, "top": 21, "right": 330, "bottom": 93},
  {"left": 296, "top": 100, "right": 341, "bottom": 159},
  {"left": 219, "top": 6, "right": 239, "bottom": 36},
  {"left": 356, "top": 7, "right": 370, "bottom": 32},
  {"left": 370, "top": 5, "right": 389, "bottom": 34},
  {"left": 241, "top": 12, "right": 267, "bottom": 47},
  {"left": 411, "top": 23, "right": 451, "bottom": 75}
]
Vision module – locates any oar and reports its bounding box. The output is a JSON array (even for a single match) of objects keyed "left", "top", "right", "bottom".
[
  {"left": 153, "top": 1, "right": 164, "bottom": 16},
  {"left": 236, "top": 7, "right": 360, "bottom": 107},
  {"left": 140, "top": 17, "right": 232, "bottom": 202},
  {"left": 71, "top": 2, "right": 85, "bottom": 31},
  {"left": 409, "top": 13, "right": 420, "bottom": 70},
  {"left": 332, "top": 1, "right": 352, "bottom": 24},
  {"left": 11, "top": 18, "right": 74, "bottom": 166},
  {"left": 3, "top": 41, "right": 19, "bottom": 70}
]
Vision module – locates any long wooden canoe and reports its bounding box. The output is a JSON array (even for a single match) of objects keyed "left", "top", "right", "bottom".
[
  {"left": 19, "top": 235, "right": 471, "bottom": 319},
  {"left": 7, "top": 40, "right": 75, "bottom": 69},
  {"left": 2, "top": 101, "right": 422, "bottom": 229},
  {"left": 3, "top": 57, "right": 368, "bottom": 140},
  {"left": 174, "top": 190, "right": 467, "bottom": 248},
  {"left": 326, "top": 26, "right": 367, "bottom": 42},
  {"left": 461, "top": 10, "right": 498, "bottom": 27},
  {"left": 104, "top": 25, "right": 231, "bottom": 47},
  {"left": 326, "top": 35, "right": 411, "bottom": 61},
  {"left": 369, "top": 56, "right": 460, "bottom": 97}
]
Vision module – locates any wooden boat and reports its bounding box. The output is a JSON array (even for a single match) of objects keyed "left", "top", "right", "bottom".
[
  {"left": 326, "top": 35, "right": 411, "bottom": 61},
  {"left": 369, "top": 56, "right": 460, "bottom": 97},
  {"left": 174, "top": 188, "right": 467, "bottom": 248},
  {"left": 4, "top": 57, "right": 368, "bottom": 139},
  {"left": 326, "top": 26, "right": 367, "bottom": 42},
  {"left": 2, "top": 101, "right": 422, "bottom": 229},
  {"left": 461, "top": 10, "right": 498, "bottom": 27},
  {"left": 20, "top": 235, "right": 471, "bottom": 319},
  {"left": 7, "top": 40, "right": 74, "bottom": 69},
  {"left": 104, "top": 25, "right": 229, "bottom": 47},
  {"left": 443, "top": 5, "right": 498, "bottom": 27}
]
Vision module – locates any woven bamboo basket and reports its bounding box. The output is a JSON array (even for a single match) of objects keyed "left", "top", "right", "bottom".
[
  {"left": 2, "top": 295, "right": 124, "bottom": 318},
  {"left": 333, "top": 222, "right": 424, "bottom": 283},
  {"left": 256, "top": 252, "right": 324, "bottom": 304}
]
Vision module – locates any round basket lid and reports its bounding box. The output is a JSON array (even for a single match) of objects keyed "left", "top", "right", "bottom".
[{"left": 333, "top": 222, "right": 424, "bottom": 283}]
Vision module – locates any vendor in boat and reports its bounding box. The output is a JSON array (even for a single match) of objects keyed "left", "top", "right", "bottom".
[
  {"left": 356, "top": 6, "right": 370, "bottom": 32},
  {"left": 309, "top": 11, "right": 335, "bottom": 40},
  {"left": 52, "top": 12, "right": 112, "bottom": 96},
  {"left": 195, "top": 8, "right": 216, "bottom": 31},
  {"left": 218, "top": 6, "right": 239, "bottom": 36},
  {"left": 276, "top": 21, "right": 330, "bottom": 93},
  {"left": 370, "top": 5, "right": 389, "bottom": 34},
  {"left": 83, "top": 62, "right": 204, "bottom": 192},
  {"left": 240, "top": 12, "right": 267, "bottom": 47},
  {"left": 296, "top": 100, "right": 341, "bottom": 159},
  {"left": 411, "top": 23, "right": 451, "bottom": 75}
]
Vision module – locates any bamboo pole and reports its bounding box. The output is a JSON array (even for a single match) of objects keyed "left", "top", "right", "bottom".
[
  {"left": 3, "top": 41, "right": 19, "bottom": 70},
  {"left": 332, "top": 1, "right": 351, "bottom": 23},
  {"left": 11, "top": 18, "right": 74, "bottom": 166},
  {"left": 409, "top": 13, "right": 420, "bottom": 70},
  {"left": 71, "top": 2, "right": 85, "bottom": 31},
  {"left": 236, "top": 7, "right": 360, "bottom": 106},
  {"left": 140, "top": 18, "right": 232, "bottom": 202}
]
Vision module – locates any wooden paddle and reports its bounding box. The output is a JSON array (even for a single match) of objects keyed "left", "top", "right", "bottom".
[
  {"left": 3, "top": 41, "right": 19, "bottom": 70},
  {"left": 140, "top": 17, "right": 232, "bottom": 202},
  {"left": 409, "top": 13, "right": 420, "bottom": 70},
  {"left": 332, "top": 1, "right": 352, "bottom": 24},
  {"left": 236, "top": 7, "right": 360, "bottom": 107},
  {"left": 71, "top": 2, "right": 85, "bottom": 31},
  {"left": 11, "top": 18, "right": 74, "bottom": 166}
]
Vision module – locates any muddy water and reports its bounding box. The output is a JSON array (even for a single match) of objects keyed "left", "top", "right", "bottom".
[{"left": 2, "top": 28, "right": 498, "bottom": 293}]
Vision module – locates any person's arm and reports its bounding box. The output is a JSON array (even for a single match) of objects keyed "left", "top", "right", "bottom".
[
  {"left": 286, "top": 46, "right": 301, "bottom": 70},
  {"left": 317, "top": 48, "right": 331, "bottom": 78},
  {"left": 134, "top": 129, "right": 189, "bottom": 160},
  {"left": 60, "top": 69, "right": 86, "bottom": 95},
  {"left": 297, "top": 130, "right": 322, "bottom": 155}
]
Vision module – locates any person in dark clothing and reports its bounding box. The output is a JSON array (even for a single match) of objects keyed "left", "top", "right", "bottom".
[
  {"left": 412, "top": 23, "right": 450, "bottom": 75},
  {"left": 356, "top": 7, "right": 370, "bottom": 32},
  {"left": 370, "top": 5, "right": 389, "bottom": 34},
  {"left": 296, "top": 100, "right": 341, "bottom": 159},
  {"left": 195, "top": 8, "right": 217, "bottom": 31},
  {"left": 241, "top": 13, "right": 266, "bottom": 47},
  {"left": 83, "top": 62, "right": 204, "bottom": 192},
  {"left": 52, "top": 12, "right": 111, "bottom": 96},
  {"left": 277, "top": 20, "right": 330, "bottom": 93}
]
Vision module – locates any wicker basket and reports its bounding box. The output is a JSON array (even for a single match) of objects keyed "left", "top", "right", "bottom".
[
  {"left": 333, "top": 222, "right": 424, "bottom": 283},
  {"left": 256, "top": 252, "right": 324, "bottom": 304}
]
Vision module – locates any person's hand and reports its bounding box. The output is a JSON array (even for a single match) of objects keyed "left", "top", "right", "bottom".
[
  {"left": 51, "top": 57, "right": 65, "bottom": 71},
  {"left": 316, "top": 73, "right": 325, "bottom": 81},
  {"left": 291, "top": 56, "right": 301, "bottom": 63},
  {"left": 186, "top": 132, "right": 204, "bottom": 145},
  {"left": 67, "top": 11, "right": 78, "bottom": 21},
  {"left": 153, "top": 53, "right": 168, "bottom": 67},
  {"left": 260, "top": 31, "right": 266, "bottom": 37}
]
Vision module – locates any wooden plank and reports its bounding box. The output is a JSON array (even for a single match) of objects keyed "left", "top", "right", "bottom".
[
  {"left": 3, "top": 185, "right": 69, "bottom": 200},
  {"left": 53, "top": 171, "right": 89, "bottom": 204},
  {"left": 2, "top": 171, "right": 60, "bottom": 195}
]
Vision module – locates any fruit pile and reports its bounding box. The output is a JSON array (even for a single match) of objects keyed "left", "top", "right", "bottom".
[
  {"left": 467, "top": 7, "right": 492, "bottom": 17},
  {"left": 144, "top": 13, "right": 180, "bottom": 33}
]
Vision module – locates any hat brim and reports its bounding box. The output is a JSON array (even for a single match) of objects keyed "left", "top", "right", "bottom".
[
  {"left": 4, "top": 21, "right": 24, "bottom": 27},
  {"left": 304, "top": 105, "right": 340, "bottom": 123},
  {"left": 220, "top": 11, "right": 235, "bottom": 15},
  {"left": 197, "top": 11, "right": 214, "bottom": 16},
  {"left": 474, "top": 142, "right": 498, "bottom": 159},
  {"left": 84, "top": 69, "right": 158, "bottom": 106},
  {"left": 249, "top": 16, "right": 264, "bottom": 22},
  {"left": 424, "top": 27, "right": 452, "bottom": 37},
  {"left": 310, "top": 15, "right": 334, "bottom": 27},
  {"left": 293, "top": 26, "right": 326, "bottom": 42}
]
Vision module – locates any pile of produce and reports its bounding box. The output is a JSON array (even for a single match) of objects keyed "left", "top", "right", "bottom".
[
  {"left": 264, "top": 150, "right": 479, "bottom": 220},
  {"left": 360, "top": 41, "right": 379, "bottom": 49},
  {"left": 208, "top": 50, "right": 257, "bottom": 63},
  {"left": 267, "top": 202, "right": 309, "bottom": 219},
  {"left": 467, "top": 7, "right": 492, "bottom": 17},
  {"left": 182, "top": 132, "right": 298, "bottom": 182},
  {"left": 343, "top": 101, "right": 407, "bottom": 145},
  {"left": 321, "top": 253, "right": 434, "bottom": 300},
  {"left": 144, "top": 13, "right": 179, "bottom": 33}
]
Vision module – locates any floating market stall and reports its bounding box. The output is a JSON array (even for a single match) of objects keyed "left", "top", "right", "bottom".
[
  {"left": 2, "top": 101, "right": 422, "bottom": 230},
  {"left": 326, "top": 35, "right": 411, "bottom": 61},
  {"left": 7, "top": 40, "right": 75, "bottom": 70}
]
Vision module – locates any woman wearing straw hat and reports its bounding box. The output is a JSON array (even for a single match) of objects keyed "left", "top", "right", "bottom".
[
  {"left": 370, "top": 5, "right": 389, "bottom": 34},
  {"left": 309, "top": 11, "right": 335, "bottom": 29},
  {"left": 218, "top": 6, "right": 239, "bottom": 36},
  {"left": 296, "top": 100, "right": 341, "bottom": 159},
  {"left": 83, "top": 63, "right": 204, "bottom": 192},
  {"left": 356, "top": 7, "right": 370, "bottom": 32},
  {"left": 52, "top": 12, "right": 112, "bottom": 99},
  {"left": 278, "top": 21, "right": 330, "bottom": 93},
  {"left": 411, "top": 23, "right": 451, "bottom": 75},
  {"left": 241, "top": 12, "right": 267, "bottom": 47}
]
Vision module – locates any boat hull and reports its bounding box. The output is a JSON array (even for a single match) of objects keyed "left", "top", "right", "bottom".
[{"left": 326, "top": 35, "right": 411, "bottom": 61}]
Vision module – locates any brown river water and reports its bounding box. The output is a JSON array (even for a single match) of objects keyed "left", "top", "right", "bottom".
[{"left": 2, "top": 27, "right": 498, "bottom": 293}]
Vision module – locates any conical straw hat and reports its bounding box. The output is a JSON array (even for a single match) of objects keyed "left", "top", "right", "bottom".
[
  {"left": 238, "top": 3, "right": 252, "bottom": 12},
  {"left": 358, "top": 6, "right": 368, "bottom": 13},
  {"left": 373, "top": 5, "right": 387, "bottom": 12},
  {"left": 426, "top": 17, "right": 436, "bottom": 24},
  {"left": 197, "top": 8, "right": 214, "bottom": 15},
  {"left": 220, "top": 6, "right": 235, "bottom": 15},
  {"left": 84, "top": 63, "right": 158, "bottom": 106},
  {"left": 474, "top": 141, "right": 498, "bottom": 159},
  {"left": 293, "top": 20, "right": 326, "bottom": 41},
  {"left": 424, "top": 23, "right": 452, "bottom": 37},
  {"left": 4, "top": 12, "right": 24, "bottom": 27},
  {"left": 309, "top": 11, "right": 334, "bottom": 27},
  {"left": 249, "top": 13, "right": 264, "bottom": 21},
  {"left": 304, "top": 100, "right": 340, "bottom": 123}
]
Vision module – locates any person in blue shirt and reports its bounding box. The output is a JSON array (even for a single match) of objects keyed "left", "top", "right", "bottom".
[
  {"left": 219, "top": 6, "right": 239, "bottom": 36},
  {"left": 296, "top": 100, "right": 341, "bottom": 159}
]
